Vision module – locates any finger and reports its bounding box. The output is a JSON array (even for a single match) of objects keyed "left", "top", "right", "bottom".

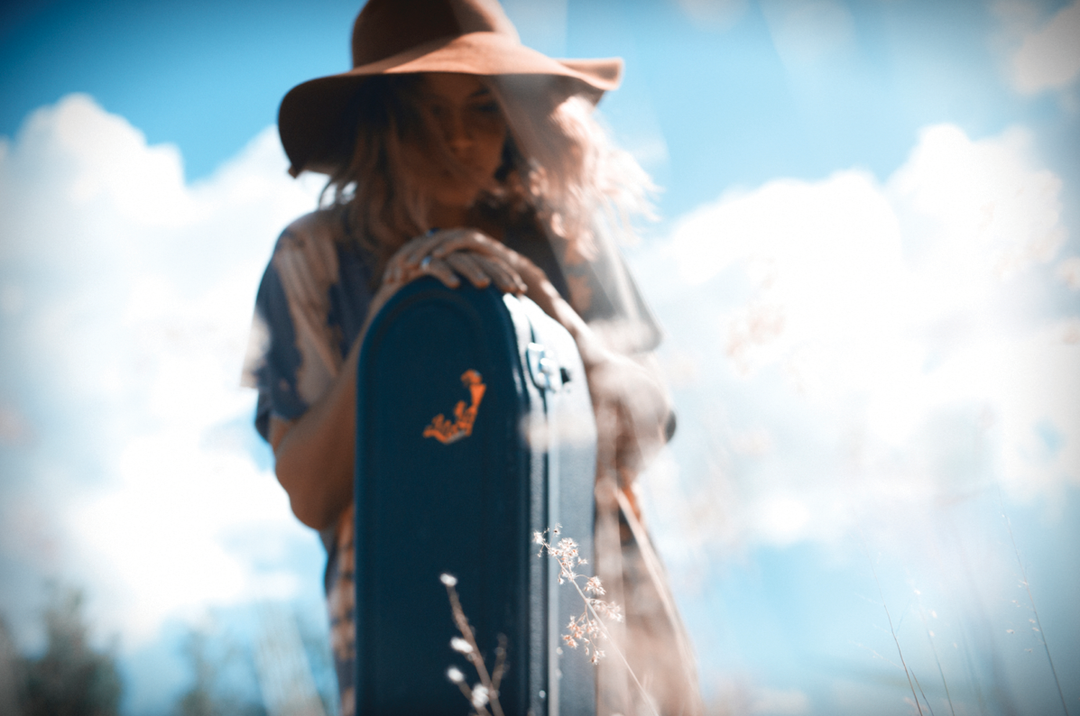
[
  {"left": 470, "top": 254, "right": 516, "bottom": 293},
  {"left": 437, "top": 239, "right": 527, "bottom": 287},
  {"left": 429, "top": 230, "right": 502, "bottom": 260},
  {"left": 394, "top": 259, "right": 416, "bottom": 284},
  {"left": 402, "top": 239, "right": 438, "bottom": 267},
  {"left": 387, "top": 245, "right": 420, "bottom": 283},
  {"left": 421, "top": 257, "right": 461, "bottom": 289},
  {"left": 443, "top": 252, "right": 492, "bottom": 289},
  {"left": 472, "top": 254, "right": 526, "bottom": 294},
  {"left": 403, "top": 229, "right": 456, "bottom": 266}
]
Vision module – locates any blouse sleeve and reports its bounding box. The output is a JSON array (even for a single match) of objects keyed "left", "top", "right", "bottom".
[
  {"left": 241, "top": 211, "right": 349, "bottom": 441},
  {"left": 243, "top": 256, "right": 308, "bottom": 441}
]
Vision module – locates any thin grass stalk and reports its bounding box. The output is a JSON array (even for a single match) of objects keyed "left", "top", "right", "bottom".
[
  {"left": 856, "top": 520, "right": 925, "bottom": 716},
  {"left": 449, "top": 676, "right": 492, "bottom": 716},
  {"left": 928, "top": 627, "right": 956, "bottom": 716},
  {"left": 443, "top": 577, "right": 505, "bottom": 716},
  {"left": 567, "top": 570, "right": 661, "bottom": 716},
  {"left": 916, "top": 598, "right": 956, "bottom": 716},
  {"left": 996, "top": 487, "right": 1070, "bottom": 716},
  {"left": 534, "top": 528, "right": 661, "bottom": 716},
  {"left": 910, "top": 669, "right": 936, "bottom": 716},
  {"left": 945, "top": 519, "right": 1009, "bottom": 716},
  {"left": 490, "top": 635, "right": 508, "bottom": 695}
]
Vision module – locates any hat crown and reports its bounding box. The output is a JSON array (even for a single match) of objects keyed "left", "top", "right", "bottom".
[
  {"left": 280, "top": 0, "right": 621, "bottom": 176},
  {"left": 351, "top": 0, "right": 520, "bottom": 68}
]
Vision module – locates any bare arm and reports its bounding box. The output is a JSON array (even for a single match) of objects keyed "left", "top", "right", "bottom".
[
  {"left": 268, "top": 279, "right": 400, "bottom": 530},
  {"left": 268, "top": 232, "right": 529, "bottom": 530}
]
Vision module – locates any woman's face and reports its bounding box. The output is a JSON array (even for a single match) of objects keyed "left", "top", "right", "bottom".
[{"left": 411, "top": 73, "right": 508, "bottom": 222}]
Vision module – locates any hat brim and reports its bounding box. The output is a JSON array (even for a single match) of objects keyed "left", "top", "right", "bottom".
[{"left": 278, "top": 32, "right": 623, "bottom": 176}]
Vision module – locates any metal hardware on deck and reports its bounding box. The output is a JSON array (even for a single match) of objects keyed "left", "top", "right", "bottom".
[{"left": 526, "top": 342, "right": 563, "bottom": 392}]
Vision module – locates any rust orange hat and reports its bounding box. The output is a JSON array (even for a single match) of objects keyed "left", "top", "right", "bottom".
[{"left": 278, "top": 0, "right": 624, "bottom": 176}]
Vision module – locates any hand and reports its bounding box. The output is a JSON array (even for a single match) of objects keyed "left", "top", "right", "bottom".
[
  {"left": 382, "top": 228, "right": 528, "bottom": 295},
  {"left": 585, "top": 351, "right": 673, "bottom": 481}
]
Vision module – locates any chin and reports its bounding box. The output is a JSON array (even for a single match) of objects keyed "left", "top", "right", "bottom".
[{"left": 434, "top": 188, "right": 483, "bottom": 211}]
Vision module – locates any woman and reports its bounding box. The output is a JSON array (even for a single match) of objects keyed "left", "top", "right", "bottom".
[{"left": 244, "top": 1, "right": 701, "bottom": 713}]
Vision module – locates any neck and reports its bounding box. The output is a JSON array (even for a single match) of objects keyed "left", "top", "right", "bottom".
[{"left": 428, "top": 202, "right": 470, "bottom": 229}]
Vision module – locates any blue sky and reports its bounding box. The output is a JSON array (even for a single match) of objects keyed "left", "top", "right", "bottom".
[{"left": 1, "top": 1, "right": 1078, "bottom": 714}]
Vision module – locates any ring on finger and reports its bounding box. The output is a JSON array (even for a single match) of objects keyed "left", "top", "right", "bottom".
[{"left": 420, "top": 256, "right": 432, "bottom": 270}]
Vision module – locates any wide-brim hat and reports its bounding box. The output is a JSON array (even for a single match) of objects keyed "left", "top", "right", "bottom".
[{"left": 279, "top": 0, "right": 623, "bottom": 177}]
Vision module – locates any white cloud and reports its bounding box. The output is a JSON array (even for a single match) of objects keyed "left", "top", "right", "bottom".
[
  {"left": 633, "top": 122, "right": 1076, "bottom": 552},
  {"left": 1007, "top": 0, "right": 1080, "bottom": 94},
  {"left": 1058, "top": 255, "right": 1080, "bottom": 288},
  {"left": 672, "top": 169, "right": 908, "bottom": 399},
  {"left": 0, "top": 94, "right": 325, "bottom": 647}
]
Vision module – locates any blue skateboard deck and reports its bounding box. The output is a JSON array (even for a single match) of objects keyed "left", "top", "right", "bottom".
[{"left": 354, "top": 278, "right": 597, "bottom": 715}]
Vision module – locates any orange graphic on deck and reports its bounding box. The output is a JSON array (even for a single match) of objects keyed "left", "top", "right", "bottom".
[{"left": 423, "top": 370, "right": 486, "bottom": 444}]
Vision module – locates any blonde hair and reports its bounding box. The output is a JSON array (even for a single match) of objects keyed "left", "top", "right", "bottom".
[{"left": 323, "top": 74, "right": 653, "bottom": 269}]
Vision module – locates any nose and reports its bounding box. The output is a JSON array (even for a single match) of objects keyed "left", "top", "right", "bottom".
[{"left": 441, "top": 109, "right": 473, "bottom": 157}]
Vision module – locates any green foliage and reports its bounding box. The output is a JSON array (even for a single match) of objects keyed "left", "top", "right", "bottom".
[
  {"left": 17, "top": 587, "right": 122, "bottom": 716},
  {"left": 1, "top": 617, "right": 22, "bottom": 715},
  {"left": 173, "top": 626, "right": 266, "bottom": 716},
  {"left": 2, "top": 587, "right": 337, "bottom": 716}
]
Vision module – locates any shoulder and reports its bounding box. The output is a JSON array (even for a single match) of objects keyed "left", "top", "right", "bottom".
[
  {"left": 268, "top": 208, "right": 353, "bottom": 289},
  {"left": 275, "top": 208, "right": 345, "bottom": 260},
  {"left": 282, "top": 207, "right": 345, "bottom": 242}
]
